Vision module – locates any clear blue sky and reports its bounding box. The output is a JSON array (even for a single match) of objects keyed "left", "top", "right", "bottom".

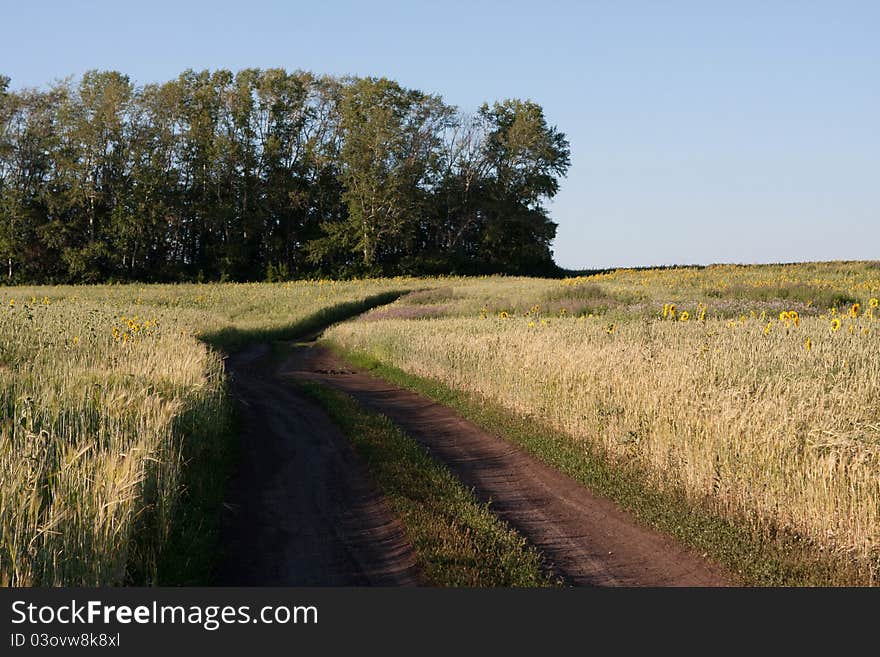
[{"left": 2, "top": 1, "right": 877, "bottom": 269}]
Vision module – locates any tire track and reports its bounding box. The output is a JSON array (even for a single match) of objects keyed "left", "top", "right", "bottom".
[{"left": 217, "top": 343, "right": 420, "bottom": 586}]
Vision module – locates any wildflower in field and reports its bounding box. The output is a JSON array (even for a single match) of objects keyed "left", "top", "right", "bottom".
[
  {"left": 870, "top": 298, "right": 879, "bottom": 308},
  {"left": 850, "top": 303, "right": 860, "bottom": 318},
  {"left": 699, "top": 307, "right": 707, "bottom": 322},
  {"left": 668, "top": 304, "right": 676, "bottom": 319},
  {"left": 73, "top": 336, "right": 79, "bottom": 345},
  {"left": 662, "top": 303, "right": 669, "bottom": 318},
  {"left": 8, "top": 299, "right": 14, "bottom": 307},
  {"left": 42, "top": 296, "right": 50, "bottom": 305},
  {"left": 849, "top": 324, "right": 854, "bottom": 335},
  {"left": 499, "top": 311, "right": 509, "bottom": 319},
  {"left": 830, "top": 318, "right": 841, "bottom": 332},
  {"left": 680, "top": 311, "right": 689, "bottom": 321},
  {"left": 764, "top": 321, "right": 772, "bottom": 336},
  {"left": 560, "top": 307, "right": 567, "bottom": 317},
  {"left": 779, "top": 311, "right": 789, "bottom": 322},
  {"left": 789, "top": 310, "right": 800, "bottom": 327},
  {"left": 480, "top": 307, "right": 487, "bottom": 319},
  {"left": 805, "top": 338, "right": 812, "bottom": 351},
  {"left": 863, "top": 327, "right": 871, "bottom": 336},
  {"left": 606, "top": 323, "right": 616, "bottom": 334},
  {"left": 528, "top": 321, "right": 535, "bottom": 328}
]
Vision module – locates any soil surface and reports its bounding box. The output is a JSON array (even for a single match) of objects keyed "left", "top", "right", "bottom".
[
  {"left": 216, "top": 343, "right": 420, "bottom": 585},
  {"left": 283, "top": 344, "right": 730, "bottom": 587}
]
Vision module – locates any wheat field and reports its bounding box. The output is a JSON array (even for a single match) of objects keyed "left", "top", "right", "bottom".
[
  {"left": 327, "top": 262, "right": 880, "bottom": 580},
  {"left": 0, "top": 279, "right": 421, "bottom": 585},
  {"left": 4, "top": 264, "right": 879, "bottom": 585}
]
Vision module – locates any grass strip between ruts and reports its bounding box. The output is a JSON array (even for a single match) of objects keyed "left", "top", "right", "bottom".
[{"left": 297, "top": 380, "right": 557, "bottom": 587}]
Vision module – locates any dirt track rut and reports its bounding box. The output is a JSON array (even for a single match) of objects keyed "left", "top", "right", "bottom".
[{"left": 216, "top": 343, "right": 420, "bottom": 585}]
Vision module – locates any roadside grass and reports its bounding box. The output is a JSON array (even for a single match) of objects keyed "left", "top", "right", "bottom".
[
  {"left": 153, "top": 388, "right": 238, "bottom": 585},
  {"left": 297, "top": 381, "right": 557, "bottom": 587},
  {"left": 326, "top": 342, "right": 868, "bottom": 586}
]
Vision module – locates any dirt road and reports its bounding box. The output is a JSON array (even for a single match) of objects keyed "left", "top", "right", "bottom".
[
  {"left": 216, "top": 343, "right": 420, "bottom": 585},
  {"left": 284, "top": 345, "right": 729, "bottom": 587}
]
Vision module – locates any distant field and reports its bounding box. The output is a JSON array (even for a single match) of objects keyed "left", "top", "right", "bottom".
[
  {"left": 327, "top": 262, "right": 880, "bottom": 582},
  {"left": 0, "top": 279, "right": 421, "bottom": 585}
]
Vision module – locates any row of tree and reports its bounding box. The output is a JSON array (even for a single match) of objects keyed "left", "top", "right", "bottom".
[{"left": 0, "top": 69, "right": 570, "bottom": 283}]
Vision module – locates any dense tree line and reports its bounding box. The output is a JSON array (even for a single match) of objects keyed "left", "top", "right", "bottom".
[{"left": 0, "top": 69, "right": 569, "bottom": 283}]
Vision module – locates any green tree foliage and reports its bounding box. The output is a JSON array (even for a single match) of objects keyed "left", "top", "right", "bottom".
[
  {"left": 0, "top": 69, "right": 570, "bottom": 282},
  {"left": 476, "top": 100, "right": 571, "bottom": 274}
]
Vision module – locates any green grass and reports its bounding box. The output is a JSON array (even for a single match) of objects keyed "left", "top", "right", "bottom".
[
  {"left": 325, "top": 341, "right": 868, "bottom": 587},
  {"left": 297, "top": 380, "right": 556, "bottom": 587}
]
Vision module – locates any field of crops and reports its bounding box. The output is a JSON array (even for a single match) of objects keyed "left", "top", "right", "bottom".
[
  {"left": 3, "top": 262, "right": 879, "bottom": 586},
  {"left": 327, "top": 262, "right": 880, "bottom": 581},
  {"left": 0, "top": 278, "right": 421, "bottom": 585}
]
